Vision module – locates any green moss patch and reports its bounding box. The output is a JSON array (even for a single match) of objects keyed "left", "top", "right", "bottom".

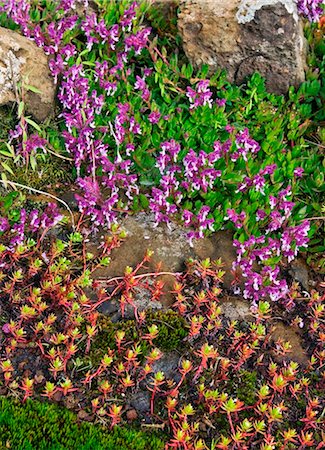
[{"left": 0, "top": 397, "right": 164, "bottom": 450}]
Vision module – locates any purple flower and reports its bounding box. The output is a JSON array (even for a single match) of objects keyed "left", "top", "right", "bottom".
[
  {"left": 0, "top": 217, "right": 10, "bottom": 232},
  {"left": 124, "top": 27, "right": 151, "bottom": 55},
  {"left": 120, "top": 2, "right": 138, "bottom": 31},
  {"left": 215, "top": 98, "right": 226, "bottom": 107},
  {"left": 297, "top": 0, "right": 323, "bottom": 22},
  {"left": 234, "top": 128, "right": 260, "bottom": 161},
  {"left": 294, "top": 167, "right": 304, "bottom": 178},
  {"left": 225, "top": 209, "right": 246, "bottom": 229},
  {"left": 186, "top": 80, "right": 213, "bottom": 109},
  {"left": 256, "top": 209, "right": 267, "bottom": 221},
  {"left": 148, "top": 111, "right": 161, "bottom": 124}
]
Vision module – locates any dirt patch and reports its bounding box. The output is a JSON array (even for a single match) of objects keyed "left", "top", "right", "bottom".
[{"left": 270, "top": 322, "right": 309, "bottom": 366}]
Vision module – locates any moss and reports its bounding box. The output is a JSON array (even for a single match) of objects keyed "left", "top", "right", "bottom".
[
  {"left": 0, "top": 106, "right": 16, "bottom": 141},
  {"left": 233, "top": 370, "right": 258, "bottom": 406},
  {"left": 0, "top": 105, "right": 72, "bottom": 192},
  {"left": 147, "top": 309, "right": 188, "bottom": 350},
  {"left": 7, "top": 159, "right": 73, "bottom": 190},
  {"left": 89, "top": 310, "right": 188, "bottom": 365},
  {"left": 0, "top": 396, "right": 165, "bottom": 450}
]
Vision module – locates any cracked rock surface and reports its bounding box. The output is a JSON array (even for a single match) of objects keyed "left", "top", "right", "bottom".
[
  {"left": 178, "top": 0, "right": 306, "bottom": 94},
  {"left": 0, "top": 26, "right": 55, "bottom": 121}
]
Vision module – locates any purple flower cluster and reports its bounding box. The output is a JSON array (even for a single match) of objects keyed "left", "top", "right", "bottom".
[
  {"left": 9, "top": 123, "right": 48, "bottom": 163},
  {"left": 182, "top": 149, "right": 222, "bottom": 193},
  {"left": 124, "top": 27, "right": 151, "bottom": 55},
  {"left": 224, "top": 209, "right": 246, "bottom": 229},
  {"left": 2, "top": 0, "right": 151, "bottom": 220},
  {"left": 232, "top": 185, "right": 310, "bottom": 306},
  {"left": 57, "top": 63, "right": 107, "bottom": 172},
  {"left": 81, "top": 14, "right": 119, "bottom": 51},
  {"left": 232, "top": 128, "right": 260, "bottom": 162},
  {"left": 6, "top": 1, "right": 149, "bottom": 227},
  {"left": 114, "top": 103, "right": 141, "bottom": 145},
  {"left": 237, "top": 164, "right": 277, "bottom": 195},
  {"left": 150, "top": 139, "right": 218, "bottom": 238},
  {"left": 297, "top": 0, "right": 324, "bottom": 22},
  {"left": 183, "top": 206, "right": 215, "bottom": 246},
  {"left": 0, "top": 203, "right": 63, "bottom": 250},
  {"left": 150, "top": 128, "right": 260, "bottom": 239},
  {"left": 186, "top": 80, "right": 213, "bottom": 109}
]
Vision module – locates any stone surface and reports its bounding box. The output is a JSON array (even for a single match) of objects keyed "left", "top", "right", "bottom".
[
  {"left": 271, "top": 322, "right": 308, "bottom": 365},
  {"left": 75, "top": 0, "right": 97, "bottom": 15},
  {"left": 221, "top": 296, "right": 252, "bottom": 321},
  {"left": 151, "top": 351, "right": 181, "bottom": 381},
  {"left": 130, "top": 391, "right": 151, "bottom": 413},
  {"left": 0, "top": 27, "right": 55, "bottom": 122},
  {"left": 289, "top": 257, "right": 309, "bottom": 290},
  {"left": 103, "top": 285, "right": 164, "bottom": 322},
  {"left": 126, "top": 409, "right": 138, "bottom": 421},
  {"left": 90, "top": 212, "right": 237, "bottom": 306},
  {"left": 178, "top": 0, "right": 306, "bottom": 94}
]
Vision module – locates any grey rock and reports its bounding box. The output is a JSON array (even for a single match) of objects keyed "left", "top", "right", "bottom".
[
  {"left": 289, "top": 257, "right": 309, "bottom": 290},
  {"left": 0, "top": 27, "right": 55, "bottom": 121},
  {"left": 130, "top": 391, "right": 151, "bottom": 414},
  {"left": 271, "top": 322, "right": 308, "bottom": 365},
  {"left": 221, "top": 296, "right": 252, "bottom": 321},
  {"left": 110, "top": 286, "right": 164, "bottom": 322},
  {"left": 90, "top": 212, "right": 237, "bottom": 307},
  {"left": 151, "top": 351, "right": 180, "bottom": 381},
  {"left": 178, "top": 0, "right": 306, "bottom": 94}
]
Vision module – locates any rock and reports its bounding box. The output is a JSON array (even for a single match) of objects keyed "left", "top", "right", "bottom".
[
  {"left": 77, "top": 409, "right": 93, "bottom": 421},
  {"left": 178, "top": 0, "right": 306, "bottom": 94},
  {"left": 63, "top": 394, "right": 78, "bottom": 410},
  {"left": 221, "top": 296, "right": 252, "bottom": 321},
  {"left": 34, "top": 371, "right": 45, "bottom": 384},
  {"left": 130, "top": 391, "right": 151, "bottom": 414},
  {"left": 126, "top": 408, "right": 138, "bottom": 421},
  {"left": 60, "top": 189, "right": 79, "bottom": 212},
  {"left": 289, "top": 257, "right": 309, "bottom": 290},
  {"left": 0, "top": 27, "right": 55, "bottom": 122},
  {"left": 271, "top": 322, "right": 308, "bottom": 365},
  {"left": 108, "top": 285, "right": 164, "bottom": 322},
  {"left": 151, "top": 352, "right": 181, "bottom": 381},
  {"left": 90, "top": 212, "right": 237, "bottom": 306},
  {"left": 75, "top": 0, "right": 97, "bottom": 16}
]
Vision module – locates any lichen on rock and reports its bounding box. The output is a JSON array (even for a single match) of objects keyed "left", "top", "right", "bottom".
[
  {"left": 236, "top": 0, "right": 299, "bottom": 23},
  {"left": 178, "top": 0, "right": 306, "bottom": 94}
]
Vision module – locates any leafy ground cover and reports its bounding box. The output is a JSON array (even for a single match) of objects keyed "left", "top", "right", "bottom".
[
  {"left": 0, "top": 396, "right": 165, "bottom": 449},
  {"left": 0, "top": 0, "right": 324, "bottom": 449}
]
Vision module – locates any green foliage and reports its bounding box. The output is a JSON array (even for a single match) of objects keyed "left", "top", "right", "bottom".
[
  {"left": 0, "top": 397, "right": 164, "bottom": 450},
  {"left": 0, "top": 1, "right": 323, "bottom": 264},
  {"left": 144, "top": 0, "right": 183, "bottom": 53},
  {"left": 0, "top": 190, "right": 24, "bottom": 223},
  {"left": 2, "top": 158, "right": 72, "bottom": 190},
  {"left": 234, "top": 370, "right": 258, "bottom": 406},
  {"left": 90, "top": 310, "right": 188, "bottom": 365}
]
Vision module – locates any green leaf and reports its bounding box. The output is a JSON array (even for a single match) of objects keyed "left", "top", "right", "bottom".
[
  {"left": 25, "top": 117, "right": 42, "bottom": 133},
  {"left": 1, "top": 162, "right": 14, "bottom": 175},
  {"left": 18, "top": 101, "right": 24, "bottom": 118},
  {"left": 139, "top": 194, "right": 149, "bottom": 209},
  {"left": 24, "top": 84, "right": 42, "bottom": 94}
]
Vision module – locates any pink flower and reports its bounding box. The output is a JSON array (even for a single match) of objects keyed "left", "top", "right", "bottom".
[{"left": 2, "top": 323, "right": 11, "bottom": 334}]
